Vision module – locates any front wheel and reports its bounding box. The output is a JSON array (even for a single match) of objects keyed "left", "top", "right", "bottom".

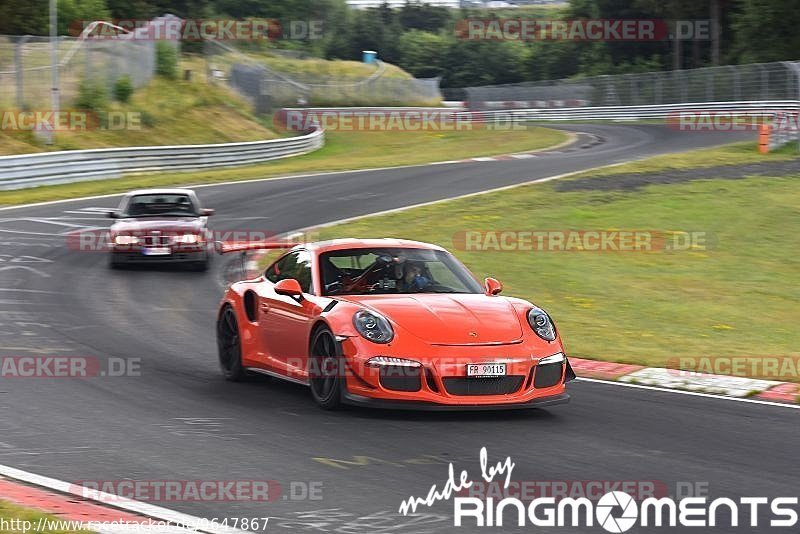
[
  {"left": 217, "top": 305, "right": 245, "bottom": 381},
  {"left": 309, "top": 327, "right": 343, "bottom": 410}
]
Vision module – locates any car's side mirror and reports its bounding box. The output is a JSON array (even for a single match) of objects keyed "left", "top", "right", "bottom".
[
  {"left": 201, "top": 208, "right": 215, "bottom": 216},
  {"left": 107, "top": 210, "right": 118, "bottom": 219},
  {"left": 274, "top": 278, "right": 303, "bottom": 298},
  {"left": 484, "top": 277, "right": 502, "bottom": 295}
]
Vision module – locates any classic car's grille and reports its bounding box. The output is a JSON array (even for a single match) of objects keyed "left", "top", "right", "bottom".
[
  {"left": 379, "top": 366, "right": 421, "bottom": 392},
  {"left": 533, "top": 363, "right": 563, "bottom": 389},
  {"left": 442, "top": 376, "right": 525, "bottom": 396}
]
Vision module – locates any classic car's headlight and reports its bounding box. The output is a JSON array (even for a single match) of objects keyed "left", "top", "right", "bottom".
[
  {"left": 113, "top": 235, "right": 139, "bottom": 245},
  {"left": 173, "top": 233, "right": 201, "bottom": 244},
  {"left": 527, "top": 307, "right": 556, "bottom": 341},
  {"left": 353, "top": 310, "right": 394, "bottom": 344}
]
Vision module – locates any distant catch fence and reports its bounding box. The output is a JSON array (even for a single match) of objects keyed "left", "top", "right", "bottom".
[
  {"left": 203, "top": 40, "right": 442, "bottom": 110},
  {"left": 0, "top": 25, "right": 165, "bottom": 110},
  {"left": 464, "top": 61, "right": 800, "bottom": 110}
]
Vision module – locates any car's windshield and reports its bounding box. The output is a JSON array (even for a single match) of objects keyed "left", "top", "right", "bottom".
[
  {"left": 121, "top": 194, "right": 198, "bottom": 217},
  {"left": 320, "top": 247, "right": 483, "bottom": 296}
]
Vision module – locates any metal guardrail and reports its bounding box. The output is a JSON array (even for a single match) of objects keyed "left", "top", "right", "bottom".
[
  {"left": 0, "top": 127, "right": 324, "bottom": 190},
  {"left": 463, "top": 100, "right": 800, "bottom": 121}
]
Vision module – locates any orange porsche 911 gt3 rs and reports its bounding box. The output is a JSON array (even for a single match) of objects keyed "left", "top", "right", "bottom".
[{"left": 216, "top": 238, "right": 575, "bottom": 410}]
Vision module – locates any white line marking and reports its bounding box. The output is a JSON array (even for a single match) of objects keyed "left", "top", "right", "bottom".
[
  {"left": 0, "top": 288, "right": 58, "bottom": 294},
  {"left": 24, "top": 218, "right": 90, "bottom": 228},
  {"left": 58, "top": 213, "right": 110, "bottom": 218},
  {"left": 471, "top": 157, "right": 495, "bottom": 162},
  {"left": 575, "top": 377, "right": 800, "bottom": 410},
  {"left": 0, "top": 266, "right": 51, "bottom": 277},
  {"left": 0, "top": 464, "right": 248, "bottom": 534},
  {"left": 0, "top": 228, "right": 62, "bottom": 236},
  {"left": 511, "top": 154, "right": 537, "bottom": 159}
]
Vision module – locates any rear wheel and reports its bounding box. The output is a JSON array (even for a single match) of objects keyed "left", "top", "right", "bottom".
[
  {"left": 217, "top": 306, "right": 245, "bottom": 381},
  {"left": 309, "top": 327, "right": 343, "bottom": 410}
]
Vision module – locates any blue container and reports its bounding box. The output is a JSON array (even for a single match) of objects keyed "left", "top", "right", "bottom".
[{"left": 362, "top": 50, "right": 377, "bottom": 64}]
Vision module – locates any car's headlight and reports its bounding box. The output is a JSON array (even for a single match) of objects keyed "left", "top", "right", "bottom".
[
  {"left": 113, "top": 235, "right": 139, "bottom": 245},
  {"left": 173, "top": 233, "right": 201, "bottom": 244},
  {"left": 527, "top": 307, "right": 556, "bottom": 341},
  {"left": 353, "top": 310, "right": 394, "bottom": 344},
  {"left": 365, "top": 357, "right": 420, "bottom": 368}
]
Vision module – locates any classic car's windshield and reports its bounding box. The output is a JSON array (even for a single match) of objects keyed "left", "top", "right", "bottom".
[
  {"left": 320, "top": 247, "right": 483, "bottom": 296},
  {"left": 121, "top": 194, "right": 199, "bottom": 217}
]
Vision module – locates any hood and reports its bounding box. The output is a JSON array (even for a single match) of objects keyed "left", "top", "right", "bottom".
[
  {"left": 340, "top": 293, "right": 524, "bottom": 345},
  {"left": 110, "top": 217, "right": 203, "bottom": 234}
]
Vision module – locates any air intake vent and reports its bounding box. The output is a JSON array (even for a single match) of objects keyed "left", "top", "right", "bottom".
[{"left": 442, "top": 376, "right": 524, "bottom": 396}]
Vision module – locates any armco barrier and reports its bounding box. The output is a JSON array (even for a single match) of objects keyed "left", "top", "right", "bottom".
[
  {"left": 0, "top": 126, "right": 324, "bottom": 190},
  {"left": 463, "top": 100, "right": 800, "bottom": 121}
]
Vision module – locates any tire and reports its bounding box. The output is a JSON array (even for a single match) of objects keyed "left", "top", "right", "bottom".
[
  {"left": 217, "top": 305, "right": 245, "bottom": 381},
  {"left": 309, "top": 326, "right": 343, "bottom": 410}
]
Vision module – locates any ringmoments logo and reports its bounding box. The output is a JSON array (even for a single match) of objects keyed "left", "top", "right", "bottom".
[{"left": 398, "top": 448, "right": 800, "bottom": 531}]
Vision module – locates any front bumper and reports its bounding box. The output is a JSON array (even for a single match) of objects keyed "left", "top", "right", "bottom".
[
  {"left": 110, "top": 249, "right": 208, "bottom": 264},
  {"left": 338, "top": 335, "right": 574, "bottom": 409},
  {"left": 342, "top": 390, "right": 570, "bottom": 411}
]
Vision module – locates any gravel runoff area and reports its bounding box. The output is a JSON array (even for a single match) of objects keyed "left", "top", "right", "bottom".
[{"left": 556, "top": 158, "right": 800, "bottom": 192}]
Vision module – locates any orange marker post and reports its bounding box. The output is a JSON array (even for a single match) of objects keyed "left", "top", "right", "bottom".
[{"left": 758, "top": 123, "right": 770, "bottom": 154}]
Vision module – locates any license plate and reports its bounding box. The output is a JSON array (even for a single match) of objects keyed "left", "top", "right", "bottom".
[
  {"left": 466, "top": 363, "right": 506, "bottom": 377},
  {"left": 142, "top": 247, "right": 171, "bottom": 256}
]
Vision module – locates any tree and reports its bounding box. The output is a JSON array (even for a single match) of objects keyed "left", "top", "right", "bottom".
[
  {"left": 397, "top": 30, "right": 449, "bottom": 78},
  {"left": 730, "top": 0, "right": 800, "bottom": 63}
]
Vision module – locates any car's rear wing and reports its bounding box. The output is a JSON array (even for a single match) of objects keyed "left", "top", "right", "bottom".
[{"left": 214, "top": 241, "right": 296, "bottom": 255}]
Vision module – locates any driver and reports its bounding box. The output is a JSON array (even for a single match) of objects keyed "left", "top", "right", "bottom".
[{"left": 398, "top": 261, "right": 431, "bottom": 292}]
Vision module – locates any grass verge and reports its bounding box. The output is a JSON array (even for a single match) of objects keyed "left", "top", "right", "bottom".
[
  {"left": 564, "top": 140, "right": 798, "bottom": 179},
  {"left": 0, "top": 500, "right": 88, "bottom": 534},
  {"left": 308, "top": 143, "right": 800, "bottom": 381},
  {"left": 0, "top": 127, "right": 568, "bottom": 206}
]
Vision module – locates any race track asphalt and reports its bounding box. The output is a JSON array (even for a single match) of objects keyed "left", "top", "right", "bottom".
[{"left": 0, "top": 124, "right": 795, "bottom": 533}]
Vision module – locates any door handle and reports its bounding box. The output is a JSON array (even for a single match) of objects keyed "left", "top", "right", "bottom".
[{"left": 260, "top": 302, "right": 271, "bottom": 313}]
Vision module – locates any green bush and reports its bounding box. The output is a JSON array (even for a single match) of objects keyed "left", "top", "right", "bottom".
[
  {"left": 137, "top": 109, "right": 156, "bottom": 128},
  {"left": 75, "top": 79, "right": 107, "bottom": 111},
  {"left": 113, "top": 75, "right": 133, "bottom": 102},
  {"left": 156, "top": 42, "right": 178, "bottom": 79}
]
